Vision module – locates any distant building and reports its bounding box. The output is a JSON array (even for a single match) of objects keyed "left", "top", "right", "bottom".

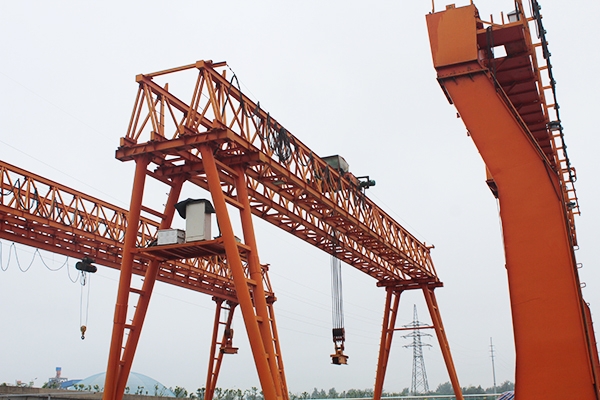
[
  {"left": 66, "top": 371, "right": 175, "bottom": 397},
  {"left": 46, "top": 367, "right": 69, "bottom": 389}
]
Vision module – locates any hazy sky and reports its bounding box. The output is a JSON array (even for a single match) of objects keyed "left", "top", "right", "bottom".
[{"left": 1, "top": 0, "right": 599, "bottom": 395}]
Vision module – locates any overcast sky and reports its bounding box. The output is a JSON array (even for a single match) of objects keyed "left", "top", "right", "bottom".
[{"left": 1, "top": 0, "right": 599, "bottom": 396}]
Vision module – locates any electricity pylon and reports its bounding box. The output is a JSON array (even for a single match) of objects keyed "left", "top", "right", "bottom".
[{"left": 403, "top": 304, "right": 432, "bottom": 395}]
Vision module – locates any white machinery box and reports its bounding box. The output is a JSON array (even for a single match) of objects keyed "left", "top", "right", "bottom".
[{"left": 157, "top": 229, "right": 185, "bottom": 245}]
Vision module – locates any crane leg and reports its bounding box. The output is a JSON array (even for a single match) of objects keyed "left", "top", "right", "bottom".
[
  {"left": 104, "top": 163, "right": 183, "bottom": 400},
  {"left": 199, "top": 145, "right": 280, "bottom": 400},
  {"left": 373, "top": 288, "right": 402, "bottom": 400},
  {"left": 104, "top": 156, "right": 150, "bottom": 400},
  {"left": 422, "top": 285, "right": 463, "bottom": 400},
  {"left": 205, "top": 298, "right": 238, "bottom": 400},
  {"left": 234, "top": 165, "right": 287, "bottom": 399}
]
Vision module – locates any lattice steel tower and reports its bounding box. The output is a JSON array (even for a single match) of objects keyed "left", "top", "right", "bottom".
[{"left": 403, "top": 304, "right": 432, "bottom": 395}]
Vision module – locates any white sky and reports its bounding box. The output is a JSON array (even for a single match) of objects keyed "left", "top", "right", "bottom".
[{"left": 1, "top": 0, "right": 599, "bottom": 396}]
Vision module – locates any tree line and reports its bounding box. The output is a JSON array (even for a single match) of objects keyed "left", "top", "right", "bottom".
[{"left": 169, "top": 381, "right": 514, "bottom": 400}]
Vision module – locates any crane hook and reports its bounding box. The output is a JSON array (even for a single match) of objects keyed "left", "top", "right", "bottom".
[{"left": 80, "top": 325, "right": 87, "bottom": 340}]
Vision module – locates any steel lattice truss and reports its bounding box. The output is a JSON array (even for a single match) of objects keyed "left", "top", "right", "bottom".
[
  {"left": 0, "top": 160, "right": 275, "bottom": 302},
  {"left": 116, "top": 60, "right": 439, "bottom": 286}
]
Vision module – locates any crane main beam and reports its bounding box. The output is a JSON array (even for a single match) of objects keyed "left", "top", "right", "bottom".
[{"left": 116, "top": 60, "right": 438, "bottom": 286}]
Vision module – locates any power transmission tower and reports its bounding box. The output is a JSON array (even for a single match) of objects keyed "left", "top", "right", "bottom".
[
  {"left": 490, "top": 337, "right": 497, "bottom": 393},
  {"left": 403, "top": 304, "right": 432, "bottom": 395}
]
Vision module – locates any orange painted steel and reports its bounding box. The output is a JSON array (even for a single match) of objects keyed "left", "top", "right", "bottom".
[
  {"left": 198, "top": 143, "right": 282, "bottom": 400},
  {"left": 108, "top": 59, "right": 465, "bottom": 400},
  {"left": 117, "top": 61, "right": 438, "bottom": 285},
  {"left": 0, "top": 160, "right": 272, "bottom": 302},
  {"left": 422, "top": 285, "right": 462, "bottom": 400},
  {"left": 235, "top": 165, "right": 288, "bottom": 397},
  {"left": 104, "top": 155, "right": 149, "bottom": 400},
  {"left": 373, "top": 288, "right": 401, "bottom": 400},
  {"left": 427, "top": 2, "right": 599, "bottom": 399},
  {"left": 373, "top": 285, "right": 463, "bottom": 400}
]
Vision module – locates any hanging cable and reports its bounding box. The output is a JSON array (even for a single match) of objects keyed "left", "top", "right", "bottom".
[
  {"left": 9, "top": 242, "right": 34, "bottom": 272},
  {"left": 330, "top": 234, "right": 348, "bottom": 365},
  {"left": 0, "top": 241, "right": 93, "bottom": 338},
  {"left": 0, "top": 242, "right": 5, "bottom": 272},
  {"left": 0, "top": 241, "right": 79, "bottom": 282}
]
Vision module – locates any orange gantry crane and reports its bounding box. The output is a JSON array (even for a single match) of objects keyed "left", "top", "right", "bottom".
[
  {"left": 427, "top": 1, "right": 600, "bottom": 399},
  {"left": 0, "top": 62, "right": 464, "bottom": 400},
  {"left": 107, "top": 60, "right": 464, "bottom": 400}
]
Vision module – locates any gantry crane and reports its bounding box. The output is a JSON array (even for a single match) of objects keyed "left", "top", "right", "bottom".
[
  {"left": 427, "top": 1, "right": 600, "bottom": 398},
  {"left": 105, "top": 60, "right": 465, "bottom": 400}
]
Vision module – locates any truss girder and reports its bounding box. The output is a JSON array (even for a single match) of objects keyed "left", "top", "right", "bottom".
[
  {"left": 0, "top": 160, "right": 276, "bottom": 303},
  {"left": 117, "top": 61, "right": 439, "bottom": 285}
]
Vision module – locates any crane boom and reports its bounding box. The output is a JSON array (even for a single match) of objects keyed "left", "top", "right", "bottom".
[
  {"left": 117, "top": 61, "right": 438, "bottom": 286},
  {"left": 427, "top": 2, "right": 600, "bottom": 398}
]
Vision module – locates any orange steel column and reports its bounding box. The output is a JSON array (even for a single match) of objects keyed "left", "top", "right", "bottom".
[
  {"left": 427, "top": 7, "right": 599, "bottom": 398},
  {"left": 422, "top": 286, "right": 463, "bottom": 400},
  {"left": 114, "top": 176, "right": 185, "bottom": 398},
  {"left": 442, "top": 69, "right": 598, "bottom": 399},
  {"left": 234, "top": 165, "right": 287, "bottom": 399},
  {"left": 373, "top": 288, "right": 402, "bottom": 400},
  {"left": 104, "top": 155, "right": 150, "bottom": 400},
  {"left": 199, "top": 145, "right": 279, "bottom": 400}
]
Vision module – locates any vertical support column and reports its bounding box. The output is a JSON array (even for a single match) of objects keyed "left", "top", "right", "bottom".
[
  {"left": 373, "top": 288, "right": 402, "bottom": 400},
  {"left": 199, "top": 145, "right": 279, "bottom": 400},
  {"left": 234, "top": 166, "right": 286, "bottom": 400},
  {"left": 422, "top": 285, "right": 464, "bottom": 400},
  {"left": 104, "top": 156, "right": 150, "bottom": 400},
  {"left": 114, "top": 176, "right": 185, "bottom": 398}
]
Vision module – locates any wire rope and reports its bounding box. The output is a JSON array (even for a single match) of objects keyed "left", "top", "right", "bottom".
[
  {"left": 79, "top": 272, "right": 92, "bottom": 339},
  {"left": 330, "top": 254, "right": 345, "bottom": 331}
]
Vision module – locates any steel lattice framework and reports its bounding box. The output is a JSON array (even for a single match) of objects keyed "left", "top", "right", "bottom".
[
  {"left": 116, "top": 60, "right": 438, "bottom": 286},
  {"left": 102, "top": 60, "right": 463, "bottom": 400},
  {"left": 0, "top": 159, "right": 275, "bottom": 302}
]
